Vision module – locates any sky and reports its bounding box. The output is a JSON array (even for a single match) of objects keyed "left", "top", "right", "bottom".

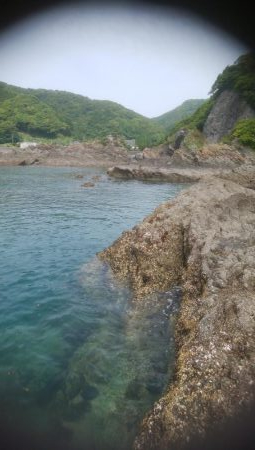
[{"left": 0, "top": 3, "right": 248, "bottom": 117}]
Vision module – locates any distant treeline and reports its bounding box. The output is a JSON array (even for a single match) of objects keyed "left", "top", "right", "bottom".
[
  {"left": 0, "top": 82, "right": 166, "bottom": 147},
  {"left": 0, "top": 81, "right": 205, "bottom": 148}
]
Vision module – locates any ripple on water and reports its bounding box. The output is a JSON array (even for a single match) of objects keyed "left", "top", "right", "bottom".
[{"left": 0, "top": 167, "right": 186, "bottom": 450}]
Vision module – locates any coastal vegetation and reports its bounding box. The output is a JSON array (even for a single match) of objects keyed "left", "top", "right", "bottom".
[
  {"left": 210, "top": 53, "right": 255, "bottom": 108},
  {"left": 168, "top": 97, "right": 215, "bottom": 134},
  {"left": 0, "top": 81, "right": 205, "bottom": 148},
  {"left": 231, "top": 118, "right": 255, "bottom": 149},
  {"left": 0, "top": 94, "right": 70, "bottom": 143},
  {"left": 0, "top": 53, "right": 254, "bottom": 150},
  {"left": 152, "top": 98, "right": 205, "bottom": 132},
  {"left": 168, "top": 53, "right": 255, "bottom": 147},
  {"left": 0, "top": 81, "right": 166, "bottom": 148}
]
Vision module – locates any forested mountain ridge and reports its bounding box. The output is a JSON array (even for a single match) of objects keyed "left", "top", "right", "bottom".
[
  {"left": 0, "top": 81, "right": 166, "bottom": 148},
  {"left": 152, "top": 99, "right": 205, "bottom": 131}
]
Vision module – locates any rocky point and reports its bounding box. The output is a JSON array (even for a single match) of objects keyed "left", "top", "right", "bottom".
[{"left": 99, "top": 175, "right": 255, "bottom": 449}]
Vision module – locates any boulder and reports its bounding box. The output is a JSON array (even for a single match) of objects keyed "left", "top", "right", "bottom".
[{"left": 174, "top": 129, "right": 187, "bottom": 149}]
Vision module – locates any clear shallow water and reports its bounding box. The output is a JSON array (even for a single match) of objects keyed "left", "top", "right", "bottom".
[{"left": 0, "top": 167, "right": 185, "bottom": 450}]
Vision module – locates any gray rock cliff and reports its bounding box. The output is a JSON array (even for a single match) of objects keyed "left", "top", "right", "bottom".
[{"left": 203, "top": 90, "right": 255, "bottom": 142}]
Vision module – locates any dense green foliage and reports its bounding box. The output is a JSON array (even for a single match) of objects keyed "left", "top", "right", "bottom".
[
  {"left": 231, "top": 118, "right": 255, "bottom": 149},
  {"left": 167, "top": 98, "right": 215, "bottom": 136},
  {"left": 210, "top": 53, "right": 255, "bottom": 109},
  {"left": 0, "top": 94, "right": 70, "bottom": 143},
  {"left": 33, "top": 90, "right": 166, "bottom": 146},
  {"left": 0, "top": 82, "right": 166, "bottom": 148},
  {"left": 167, "top": 53, "right": 255, "bottom": 148},
  {"left": 152, "top": 99, "right": 205, "bottom": 132}
]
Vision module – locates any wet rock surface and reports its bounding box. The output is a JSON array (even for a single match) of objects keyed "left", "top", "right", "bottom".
[
  {"left": 99, "top": 177, "right": 255, "bottom": 449},
  {"left": 81, "top": 182, "right": 95, "bottom": 188}
]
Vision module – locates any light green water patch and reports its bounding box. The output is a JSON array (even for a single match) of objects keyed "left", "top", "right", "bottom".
[{"left": 55, "top": 259, "right": 181, "bottom": 450}]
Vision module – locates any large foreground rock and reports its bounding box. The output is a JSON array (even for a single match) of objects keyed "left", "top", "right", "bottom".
[{"left": 99, "top": 177, "right": 255, "bottom": 449}]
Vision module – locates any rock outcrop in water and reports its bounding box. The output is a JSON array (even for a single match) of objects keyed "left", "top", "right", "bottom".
[
  {"left": 106, "top": 135, "right": 255, "bottom": 186},
  {"left": 107, "top": 160, "right": 255, "bottom": 191},
  {"left": 107, "top": 166, "right": 202, "bottom": 183},
  {"left": 99, "top": 176, "right": 255, "bottom": 449}
]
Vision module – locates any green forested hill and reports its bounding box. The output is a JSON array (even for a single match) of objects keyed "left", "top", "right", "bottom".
[
  {"left": 0, "top": 94, "right": 70, "bottom": 143},
  {"left": 2, "top": 54, "right": 254, "bottom": 150},
  {"left": 152, "top": 99, "right": 205, "bottom": 132},
  {"left": 0, "top": 81, "right": 166, "bottom": 148},
  {"left": 167, "top": 53, "right": 255, "bottom": 148}
]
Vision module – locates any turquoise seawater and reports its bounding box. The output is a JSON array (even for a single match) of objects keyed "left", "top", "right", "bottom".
[{"left": 0, "top": 167, "right": 185, "bottom": 450}]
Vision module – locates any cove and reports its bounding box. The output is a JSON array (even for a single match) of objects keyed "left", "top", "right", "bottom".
[{"left": 0, "top": 166, "right": 186, "bottom": 450}]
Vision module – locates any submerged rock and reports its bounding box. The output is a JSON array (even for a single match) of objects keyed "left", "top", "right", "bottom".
[
  {"left": 59, "top": 258, "right": 179, "bottom": 450},
  {"left": 99, "top": 176, "right": 255, "bottom": 449},
  {"left": 81, "top": 182, "right": 95, "bottom": 188},
  {"left": 91, "top": 175, "right": 101, "bottom": 181}
]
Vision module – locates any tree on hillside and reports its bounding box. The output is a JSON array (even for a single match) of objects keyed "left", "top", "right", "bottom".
[{"left": 210, "top": 53, "right": 255, "bottom": 108}]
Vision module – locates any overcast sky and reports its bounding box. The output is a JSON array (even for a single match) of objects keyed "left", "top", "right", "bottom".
[{"left": 0, "top": 3, "right": 247, "bottom": 117}]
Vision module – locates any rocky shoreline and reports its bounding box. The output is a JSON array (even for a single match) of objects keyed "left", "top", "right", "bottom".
[
  {"left": 0, "top": 142, "right": 131, "bottom": 167},
  {"left": 2, "top": 140, "right": 255, "bottom": 449},
  {"left": 107, "top": 165, "right": 203, "bottom": 183},
  {"left": 99, "top": 174, "right": 255, "bottom": 449},
  {"left": 107, "top": 164, "right": 255, "bottom": 190}
]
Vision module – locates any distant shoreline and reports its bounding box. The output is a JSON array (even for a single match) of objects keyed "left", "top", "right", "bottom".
[{"left": 1, "top": 143, "right": 254, "bottom": 188}]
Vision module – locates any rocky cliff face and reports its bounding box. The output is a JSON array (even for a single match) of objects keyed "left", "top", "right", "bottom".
[
  {"left": 203, "top": 90, "right": 255, "bottom": 142},
  {"left": 99, "top": 176, "right": 255, "bottom": 449}
]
